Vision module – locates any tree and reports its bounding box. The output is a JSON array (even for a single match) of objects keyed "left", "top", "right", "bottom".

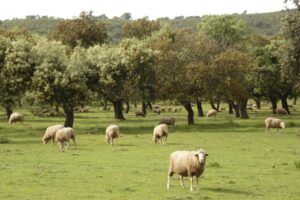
[
  {"left": 49, "top": 11, "right": 107, "bottom": 48},
  {"left": 87, "top": 45, "right": 130, "bottom": 120},
  {"left": 30, "top": 40, "right": 90, "bottom": 127},
  {"left": 122, "top": 18, "right": 161, "bottom": 39},
  {"left": 210, "top": 49, "right": 253, "bottom": 119},
  {"left": 0, "top": 38, "right": 35, "bottom": 118},
  {"left": 199, "top": 15, "right": 248, "bottom": 50}
]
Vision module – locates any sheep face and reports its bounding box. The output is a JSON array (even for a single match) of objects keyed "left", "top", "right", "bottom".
[
  {"left": 280, "top": 122, "right": 285, "bottom": 129},
  {"left": 152, "top": 135, "right": 160, "bottom": 143},
  {"left": 195, "top": 150, "right": 208, "bottom": 164},
  {"left": 42, "top": 136, "right": 51, "bottom": 144}
]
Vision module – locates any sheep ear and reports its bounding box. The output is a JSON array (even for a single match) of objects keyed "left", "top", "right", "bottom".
[
  {"left": 194, "top": 154, "right": 199, "bottom": 158},
  {"left": 205, "top": 153, "right": 209, "bottom": 156}
]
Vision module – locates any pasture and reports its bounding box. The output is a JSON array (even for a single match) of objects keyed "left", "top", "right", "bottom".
[{"left": 0, "top": 103, "right": 299, "bottom": 200}]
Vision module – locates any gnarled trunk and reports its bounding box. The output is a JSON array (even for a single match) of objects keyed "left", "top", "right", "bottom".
[
  {"left": 103, "top": 99, "right": 108, "bottom": 111},
  {"left": 112, "top": 100, "right": 125, "bottom": 120},
  {"left": 196, "top": 99, "right": 204, "bottom": 117},
  {"left": 254, "top": 98, "right": 261, "bottom": 109},
  {"left": 293, "top": 97, "right": 297, "bottom": 105},
  {"left": 239, "top": 100, "right": 249, "bottom": 119},
  {"left": 270, "top": 96, "right": 277, "bottom": 114},
  {"left": 181, "top": 100, "right": 194, "bottom": 125},
  {"left": 63, "top": 106, "right": 74, "bottom": 128},
  {"left": 279, "top": 94, "right": 290, "bottom": 114}
]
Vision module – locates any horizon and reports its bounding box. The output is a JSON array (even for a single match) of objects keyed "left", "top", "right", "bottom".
[{"left": 0, "top": 0, "right": 296, "bottom": 21}]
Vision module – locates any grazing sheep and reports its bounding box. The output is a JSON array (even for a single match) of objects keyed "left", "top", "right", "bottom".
[
  {"left": 152, "top": 124, "right": 169, "bottom": 144},
  {"left": 42, "top": 125, "right": 64, "bottom": 144},
  {"left": 265, "top": 117, "right": 285, "bottom": 133},
  {"left": 172, "top": 107, "right": 178, "bottom": 112},
  {"left": 159, "top": 117, "right": 176, "bottom": 126},
  {"left": 153, "top": 108, "right": 161, "bottom": 114},
  {"left": 275, "top": 108, "right": 288, "bottom": 115},
  {"left": 206, "top": 109, "right": 217, "bottom": 118},
  {"left": 135, "top": 111, "right": 145, "bottom": 117},
  {"left": 55, "top": 127, "right": 76, "bottom": 151},
  {"left": 161, "top": 108, "right": 165, "bottom": 112},
  {"left": 167, "top": 149, "right": 208, "bottom": 192},
  {"left": 105, "top": 125, "right": 119, "bottom": 145},
  {"left": 8, "top": 112, "right": 24, "bottom": 124}
]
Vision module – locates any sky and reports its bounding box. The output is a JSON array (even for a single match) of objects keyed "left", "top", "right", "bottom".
[{"left": 0, "top": 0, "right": 296, "bottom": 20}]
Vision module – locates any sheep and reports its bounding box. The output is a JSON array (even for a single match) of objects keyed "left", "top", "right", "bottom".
[
  {"left": 265, "top": 117, "right": 285, "bottom": 134},
  {"left": 105, "top": 125, "right": 119, "bottom": 145},
  {"left": 135, "top": 111, "right": 145, "bottom": 117},
  {"left": 152, "top": 124, "right": 169, "bottom": 144},
  {"left": 275, "top": 108, "right": 288, "bottom": 115},
  {"left": 161, "top": 108, "right": 165, "bottom": 112},
  {"left": 159, "top": 117, "right": 176, "bottom": 126},
  {"left": 206, "top": 109, "right": 217, "bottom": 118},
  {"left": 153, "top": 108, "right": 161, "bottom": 114},
  {"left": 172, "top": 107, "right": 178, "bottom": 112},
  {"left": 8, "top": 112, "right": 24, "bottom": 124},
  {"left": 167, "top": 149, "right": 208, "bottom": 192},
  {"left": 55, "top": 127, "right": 76, "bottom": 151},
  {"left": 42, "top": 125, "right": 64, "bottom": 144}
]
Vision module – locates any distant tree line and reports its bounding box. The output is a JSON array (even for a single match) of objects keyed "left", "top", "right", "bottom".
[{"left": 0, "top": 10, "right": 299, "bottom": 126}]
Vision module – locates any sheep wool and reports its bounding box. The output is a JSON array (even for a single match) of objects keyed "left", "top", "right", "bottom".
[
  {"left": 167, "top": 149, "right": 208, "bottom": 192},
  {"left": 152, "top": 124, "right": 169, "bottom": 144},
  {"left": 55, "top": 127, "right": 76, "bottom": 151},
  {"left": 105, "top": 125, "right": 119, "bottom": 145},
  {"left": 8, "top": 112, "right": 24, "bottom": 124},
  {"left": 265, "top": 117, "right": 285, "bottom": 133},
  {"left": 159, "top": 117, "right": 176, "bottom": 126},
  {"left": 206, "top": 109, "right": 217, "bottom": 118},
  {"left": 42, "top": 125, "right": 64, "bottom": 144}
]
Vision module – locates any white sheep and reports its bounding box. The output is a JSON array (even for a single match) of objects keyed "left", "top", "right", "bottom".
[
  {"left": 8, "top": 112, "right": 24, "bottom": 124},
  {"left": 152, "top": 124, "right": 169, "bottom": 144},
  {"left": 105, "top": 125, "right": 119, "bottom": 145},
  {"left": 167, "top": 149, "right": 208, "bottom": 192},
  {"left": 55, "top": 127, "right": 76, "bottom": 151},
  {"left": 206, "top": 109, "right": 217, "bottom": 118},
  {"left": 265, "top": 117, "right": 285, "bottom": 133},
  {"left": 275, "top": 108, "right": 288, "bottom": 115},
  {"left": 153, "top": 108, "right": 161, "bottom": 114},
  {"left": 42, "top": 124, "right": 64, "bottom": 144}
]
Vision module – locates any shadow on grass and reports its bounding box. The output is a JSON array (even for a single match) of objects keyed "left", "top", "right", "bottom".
[{"left": 204, "top": 187, "right": 254, "bottom": 195}]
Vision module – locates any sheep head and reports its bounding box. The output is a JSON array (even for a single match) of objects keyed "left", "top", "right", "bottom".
[
  {"left": 195, "top": 149, "right": 208, "bottom": 164},
  {"left": 280, "top": 122, "right": 285, "bottom": 129}
]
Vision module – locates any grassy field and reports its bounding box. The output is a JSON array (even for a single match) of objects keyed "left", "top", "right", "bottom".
[{"left": 0, "top": 103, "right": 299, "bottom": 200}]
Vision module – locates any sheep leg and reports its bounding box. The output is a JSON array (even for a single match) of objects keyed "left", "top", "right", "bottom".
[
  {"left": 167, "top": 171, "right": 173, "bottom": 189},
  {"left": 196, "top": 176, "right": 199, "bottom": 191},
  {"left": 73, "top": 139, "right": 76, "bottom": 150},
  {"left": 180, "top": 176, "right": 185, "bottom": 188},
  {"left": 189, "top": 177, "right": 194, "bottom": 192}
]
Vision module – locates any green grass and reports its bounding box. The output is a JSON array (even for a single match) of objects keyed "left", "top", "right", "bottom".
[{"left": 0, "top": 103, "right": 300, "bottom": 200}]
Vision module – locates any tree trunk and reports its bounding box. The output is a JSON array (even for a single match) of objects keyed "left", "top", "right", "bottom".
[
  {"left": 210, "top": 101, "right": 217, "bottom": 110},
  {"left": 6, "top": 105, "right": 13, "bottom": 119},
  {"left": 63, "top": 106, "right": 74, "bottom": 128},
  {"left": 147, "top": 100, "right": 153, "bottom": 110},
  {"left": 181, "top": 101, "right": 194, "bottom": 125},
  {"left": 216, "top": 100, "right": 220, "bottom": 111},
  {"left": 125, "top": 101, "right": 130, "bottom": 114},
  {"left": 112, "top": 100, "right": 125, "bottom": 120},
  {"left": 239, "top": 100, "right": 249, "bottom": 119},
  {"left": 229, "top": 100, "right": 239, "bottom": 118},
  {"left": 228, "top": 102, "right": 233, "bottom": 114},
  {"left": 196, "top": 99, "right": 204, "bottom": 117},
  {"left": 134, "top": 101, "right": 137, "bottom": 108},
  {"left": 103, "top": 99, "right": 108, "bottom": 111},
  {"left": 279, "top": 95, "right": 290, "bottom": 114},
  {"left": 254, "top": 98, "right": 261, "bottom": 109},
  {"left": 55, "top": 105, "right": 59, "bottom": 112},
  {"left": 270, "top": 96, "right": 277, "bottom": 114},
  {"left": 142, "top": 101, "right": 147, "bottom": 115},
  {"left": 293, "top": 97, "right": 297, "bottom": 105}
]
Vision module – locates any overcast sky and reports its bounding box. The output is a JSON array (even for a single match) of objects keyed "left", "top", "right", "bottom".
[{"left": 0, "top": 0, "right": 296, "bottom": 20}]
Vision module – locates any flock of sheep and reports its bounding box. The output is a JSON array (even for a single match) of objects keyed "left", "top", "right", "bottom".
[{"left": 7, "top": 105, "right": 288, "bottom": 192}]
